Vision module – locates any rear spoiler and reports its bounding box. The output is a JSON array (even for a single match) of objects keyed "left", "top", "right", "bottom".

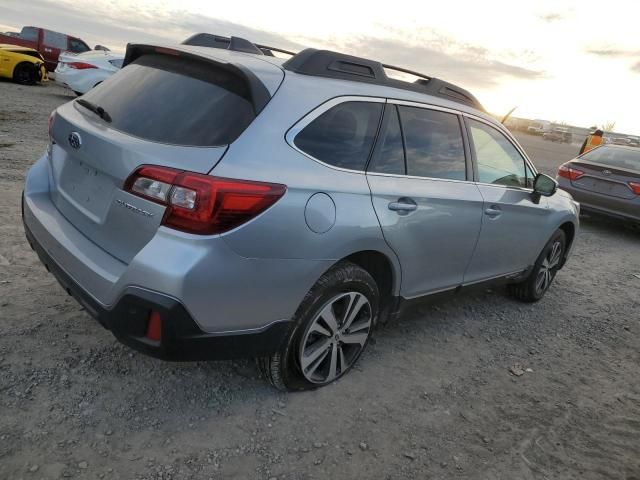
[{"left": 122, "top": 43, "right": 271, "bottom": 115}]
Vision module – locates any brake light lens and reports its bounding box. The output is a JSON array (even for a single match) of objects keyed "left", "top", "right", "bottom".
[
  {"left": 629, "top": 181, "right": 640, "bottom": 195},
  {"left": 68, "top": 62, "right": 97, "bottom": 69},
  {"left": 558, "top": 164, "right": 585, "bottom": 181},
  {"left": 124, "top": 166, "right": 286, "bottom": 234},
  {"left": 146, "top": 311, "right": 162, "bottom": 342}
]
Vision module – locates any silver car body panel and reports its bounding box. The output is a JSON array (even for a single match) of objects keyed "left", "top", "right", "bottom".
[{"left": 23, "top": 43, "right": 579, "bottom": 336}]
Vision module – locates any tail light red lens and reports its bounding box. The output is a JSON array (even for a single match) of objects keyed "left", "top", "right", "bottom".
[
  {"left": 629, "top": 181, "right": 640, "bottom": 195},
  {"left": 124, "top": 165, "right": 286, "bottom": 234},
  {"left": 558, "top": 164, "right": 585, "bottom": 181},
  {"left": 68, "top": 62, "right": 97, "bottom": 69},
  {"left": 146, "top": 311, "right": 162, "bottom": 342}
]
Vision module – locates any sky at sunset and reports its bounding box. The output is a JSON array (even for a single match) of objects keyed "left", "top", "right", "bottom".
[{"left": 4, "top": 0, "right": 640, "bottom": 134}]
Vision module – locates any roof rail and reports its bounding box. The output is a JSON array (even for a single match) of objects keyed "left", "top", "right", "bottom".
[
  {"left": 282, "top": 48, "right": 484, "bottom": 111},
  {"left": 180, "top": 36, "right": 483, "bottom": 110},
  {"left": 181, "top": 33, "right": 296, "bottom": 57}
]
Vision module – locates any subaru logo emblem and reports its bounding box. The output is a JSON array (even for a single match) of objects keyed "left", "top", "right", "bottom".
[
  {"left": 68, "top": 132, "right": 82, "bottom": 149},
  {"left": 602, "top": 169, "right": 611, "bottom": 176}
]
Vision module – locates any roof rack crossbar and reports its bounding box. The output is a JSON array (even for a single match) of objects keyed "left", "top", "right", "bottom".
[
  {"left": 254, "top": 44, "right": 297, "bottom": 57},
  {"left": 282, "top": 48, "right": 483, "bottom": 111},
  {"left": 381, "top": 63, "right": 431, "bottom": 82},
  {"left": 181, "top": 33, "right": 296, "bottom": 57},
  {"left": 180, "top": 35, "right": 483, "bottom": 110}
]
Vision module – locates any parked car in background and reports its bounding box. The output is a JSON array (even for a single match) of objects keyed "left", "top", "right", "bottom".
[
  {"left": 0, "top": 44, "right": 47, "bottom": 84},
  {"left": 23, "top": 38, "right": 579, "bottom": 391},
  {"left": 543, "top": 126, "right": 572, "bottom": 144},
  {"left": 527, "top": 120, "right": 551, "bottom": 135},
  {"left": 55, "top": 50, "right": 124, "bottom": 95},
  {"left": 0, "top": 26, "right": 90, "bottom": 72},
  {"left": 557, "top": 145, "right": 640, "bottom": 224}
]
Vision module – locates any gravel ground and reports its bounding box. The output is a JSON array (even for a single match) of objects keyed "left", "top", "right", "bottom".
[{"left": 1, "top": 81, "right": 639, "bottom": 480}]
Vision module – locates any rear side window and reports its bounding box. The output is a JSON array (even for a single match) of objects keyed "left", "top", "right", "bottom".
[
  {"left": 43, "top": 30, "right": 67, "bottom": 49},
  {"left": 80, "top": 54, "right": 256, "bottom": 146},
  {"left": 294, "top": 101, "right": 383, "bottom": 171},
  {"left": 399, "top": 106, "right": 466, "bottom": 180},
  {"left": 581, "top": 147, "right": 640, "bottom": 171},
  {"left": 368, "top": 104, "right": 405, "bottom": 175},
  {"left": 68, "top": 38, "right": 90, "bottom": 53}
]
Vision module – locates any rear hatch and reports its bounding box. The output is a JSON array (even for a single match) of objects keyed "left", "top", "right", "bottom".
[
  {"left": 570, "top": 147, "right": 640, "bottom": 200},
  {"left": 48, "top": 45, "right": 282, "bottom": 263}
]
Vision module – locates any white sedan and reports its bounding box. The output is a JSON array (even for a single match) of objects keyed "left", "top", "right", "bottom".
[{"left": 55, "top": 50, "right": 124, "bottom": 95}]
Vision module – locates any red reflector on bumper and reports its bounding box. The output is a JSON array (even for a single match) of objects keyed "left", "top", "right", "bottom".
[{"left": 146, "top": 311, "right": 162, "bottom": 341}]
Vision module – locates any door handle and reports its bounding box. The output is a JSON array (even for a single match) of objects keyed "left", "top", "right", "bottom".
[
  {"left": 484, "top": 206, "right": 502, "bottom": 217},
  {"left": 388, "top": 198, "right": 417, "bottom": 213}
]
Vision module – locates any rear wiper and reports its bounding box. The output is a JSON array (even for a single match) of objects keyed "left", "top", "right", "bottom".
[{"left": 75, "top": 98, "right": 112, "bottom": 123}]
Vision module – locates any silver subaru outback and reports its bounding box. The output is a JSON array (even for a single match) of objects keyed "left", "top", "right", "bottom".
[{"left": 22, "top": 36, "right": 579, "bottom": 391}]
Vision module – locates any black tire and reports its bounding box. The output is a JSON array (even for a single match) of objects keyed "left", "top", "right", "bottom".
[
  {"left": 13, "top": 63, "right": 37, "bottom": 85},
  {"left": 258, "top": 261, "right": 379, "bottom": 391},
  {"left": 508, "top": 229, "right": 566, "bottom": 302}
]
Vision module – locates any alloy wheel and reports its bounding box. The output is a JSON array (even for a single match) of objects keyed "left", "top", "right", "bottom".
[
  {"left": 535, "top": 240, "right": 562, "bottom": 295},
  {"left": 299, "top": 292, "right": 372, "bottom": 384}
]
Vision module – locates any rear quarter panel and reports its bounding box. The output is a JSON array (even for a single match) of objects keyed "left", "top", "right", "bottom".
[{"left": 211, "top": 74, "right": 403, "bottom": 294}]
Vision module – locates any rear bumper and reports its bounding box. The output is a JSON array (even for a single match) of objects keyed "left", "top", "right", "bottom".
[
  {"left": 24, "top": 219, "right": 291, "bottom": 360},
  {"left": 558, "top": 181, "right": 640, "bottom": 223}
]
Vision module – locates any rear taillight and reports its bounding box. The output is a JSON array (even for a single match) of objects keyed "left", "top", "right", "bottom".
[
  {"left": 124, "top": 166, "right": 286, "bottom": 234},
  {"left": 629, "top": 182, "right": 640, "bottom": 195},
  {"left": 146, "top": 311, "right": 162, "bottom": 342},
  {"left": 558, "top": 164, "right": 585, "bottom": 181},
  {"left": 68, "top": 62, "right": 97, "bottom": 69}
]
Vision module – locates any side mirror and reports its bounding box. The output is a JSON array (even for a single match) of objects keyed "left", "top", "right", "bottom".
[{"left": 532, "top": 173, "right": 557, "bottom": 202}]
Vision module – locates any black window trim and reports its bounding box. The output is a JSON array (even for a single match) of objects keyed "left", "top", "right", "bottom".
[
  {"left": 286, "top": 95, "right": 387, "bottom": 174},
  {"left": 462, "top": 113, "right": 538, "bottom": 192},
  {"left": 392, "top": 101, "right": 471, "bottom": 182},
  {"left": 366, "top": 99, "right": 476, "bottom": 184},
  {"left": 366, "top": 103, "right": 407, "bottom": 175}
]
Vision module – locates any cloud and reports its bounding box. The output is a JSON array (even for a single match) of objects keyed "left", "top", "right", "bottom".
[
  {"left": 2, "top": 0, "right": 544, "bottom": 90},
  {"left": 538, "top": 12, "right": 565, "bottom": 22},
  {"left": 586, "top": 47, "right": 640, "bottom": 74},
  {"left": 587, "top": 48, "right": 640, "bottom": 57},
  {"left": 332, "top": 36, "right": 545, "bottom": 89}
]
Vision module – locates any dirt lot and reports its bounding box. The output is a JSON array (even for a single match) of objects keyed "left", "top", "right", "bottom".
[{"left": 1, "top": 81, "right": 639, "bottom": 480}]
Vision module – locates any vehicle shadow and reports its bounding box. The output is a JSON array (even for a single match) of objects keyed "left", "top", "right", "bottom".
[{"left": 579, "top": 213, "right": 640, "bottom": 238}]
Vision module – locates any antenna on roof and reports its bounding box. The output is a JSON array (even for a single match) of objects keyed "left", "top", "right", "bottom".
[{"left": 501, "top": 106, "right": 518, "bottom": 124}]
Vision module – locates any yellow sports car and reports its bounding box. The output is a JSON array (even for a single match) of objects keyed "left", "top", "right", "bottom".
[{"left": 0, "top": 44, "right": 48, "bottom": 84}]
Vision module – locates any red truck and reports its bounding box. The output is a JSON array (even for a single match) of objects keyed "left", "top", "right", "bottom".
[{"left": 0, "top": 26, "right": 91, "bottom": 72}]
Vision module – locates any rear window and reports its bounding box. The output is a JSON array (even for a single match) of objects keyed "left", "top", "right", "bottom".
[
  {"left": 79, "top": 54, "right": 256, "bottom": 146},
  {"left": 294, "top": 101, "right": 383, "bottom": 170},
  {"left": 581, "top": 147, "right": 640, "bottom": 171}
]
